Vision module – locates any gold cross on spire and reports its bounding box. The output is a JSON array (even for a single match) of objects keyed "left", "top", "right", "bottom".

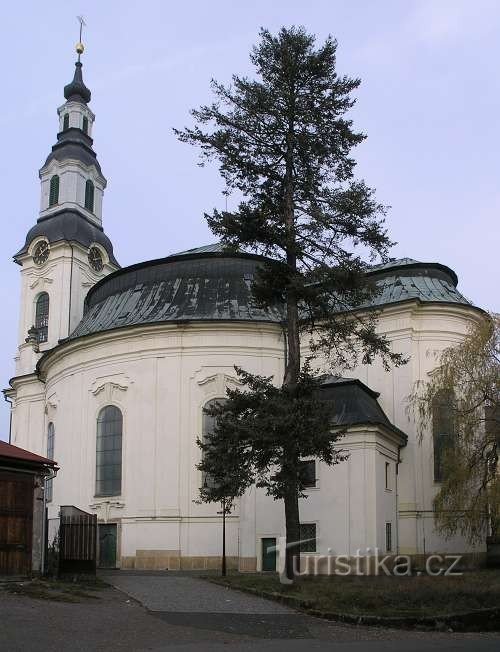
[{"left": 76, "top": 15, "right": 86, "bottom": 61}]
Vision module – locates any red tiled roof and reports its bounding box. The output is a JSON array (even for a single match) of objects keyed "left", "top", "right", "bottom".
[{"left": 0, "top": 440, "right": 57, "bottom": 467}]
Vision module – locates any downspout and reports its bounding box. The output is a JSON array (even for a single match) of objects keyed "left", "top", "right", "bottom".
[
  {"left": 41, "top": 466, "right": 59, "bottom": 576},
  {"left": 67, "top": 244, "right": 75, "bottom": 336},
  {"left": 4, "top": 395, "right": 13, "bottom": 444},
  {"left": 395, "top": 445, "right": 402, "bottom": 554}
]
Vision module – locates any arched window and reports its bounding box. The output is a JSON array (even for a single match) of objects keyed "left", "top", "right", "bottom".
[
  {"left": 82, "top": 116, "right": 88, "bottom": 134},
  {"left": 46, "top": 423, "right": 55, "bottom": 502},
  {"left": 49, "top": 175, "right": 59, "bottom": 207},
  {"left": 85, "top": 179, "right": 94, "bottom": 212},
  {"left": 202, "top": 398, "right": 227, "bottom": 489},
  {"left": 432, "top": 391, "right": 455, "bottom": 482},
  {"left": 96, "top": 406, "right": 123, "bottom": 496},
  {"left": 35, "top": 292, "right": 49, "bottom": 343},
  {"left": 63, "top": 113, "right": 69, "bottom": 130}
]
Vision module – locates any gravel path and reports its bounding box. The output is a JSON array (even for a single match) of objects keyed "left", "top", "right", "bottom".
[{"left": 101, "top": 573, "right": 292, "bottom": 613}]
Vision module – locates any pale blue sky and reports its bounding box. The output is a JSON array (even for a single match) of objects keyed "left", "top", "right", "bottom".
[{"left": 1, "top": 0, "right": 499, "bottom": 438}]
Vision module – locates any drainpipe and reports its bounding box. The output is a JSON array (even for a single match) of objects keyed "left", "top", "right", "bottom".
[
  {"left": 4, "top": 395, "right": 13, "bottom": 444},
  {"left": 395, "top": 445, "right": 401, "bottom": 554},
  {"left": 67, "top": 244, "right": 74, "bottom": 336},
  {"left": 41, "top": 466, "right": 59, "bottom": 576}
]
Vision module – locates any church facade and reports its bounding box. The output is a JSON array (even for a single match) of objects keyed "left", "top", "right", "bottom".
[{"left": 4, "top": 55, "right": 486, "bottom": 571}]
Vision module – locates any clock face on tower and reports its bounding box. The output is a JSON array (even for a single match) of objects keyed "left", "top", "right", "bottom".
[
  {"left": 88, "top": 246, "right": 104, "bottom": 272},
  {"left": 33, "top": 241, "right": 50, "bottom": 266}
]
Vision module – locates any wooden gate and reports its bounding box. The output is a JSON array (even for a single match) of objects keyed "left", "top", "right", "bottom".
[
  {"left": 0, "top": 471, "right": 34, "bottom": 575},
  {"left": 59, "top": 506, "right": 97, "bottom": 574}
]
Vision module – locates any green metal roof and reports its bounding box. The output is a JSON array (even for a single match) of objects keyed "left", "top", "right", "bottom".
[{"left": 66, "top": 250, "right": 476, "bottom": 341}]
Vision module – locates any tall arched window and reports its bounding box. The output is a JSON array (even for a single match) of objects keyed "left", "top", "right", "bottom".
[
  {"left": 433, "top": 391, "right": 455, "bottom": 482},
  {"left": 202, "top": 398, "right": 227, "bottom": 489},
  {"left": 35, "top": 292, "right": 49, "bottom": 343},
  {"left": 96, "top": 406, "right": 123, "bottom": 496},
  {"left": 85, "top": 179, "right": 94, "bottom": 212},
  {"left": 82, "top": 116, "right": 88, "bottom": 134},
  {"left": 63, "top": 113, "right": 69, "bottom": 130},
  {"left": 46, "top": 423, "right": 55, "bottom": 502},
  {"left": 49, "top": 175, "right": 59, "bottom": 206}
]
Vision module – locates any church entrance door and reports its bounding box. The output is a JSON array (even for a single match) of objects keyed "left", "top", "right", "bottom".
[{"left": 98, "top": 523, "right": 117, "bottom": 568}]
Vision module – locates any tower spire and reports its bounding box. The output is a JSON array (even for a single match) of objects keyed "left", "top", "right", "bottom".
[
  {"left": 64, "top": 16, "right": 91, "bottom": 104},
  {"left": 76, "top": 15, "right": 86, "bottom": 62}
]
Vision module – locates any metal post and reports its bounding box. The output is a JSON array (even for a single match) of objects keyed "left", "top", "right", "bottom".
[
  {"left": 221, "top": 497, "right": 227, "bottom": 576},
  {"left": 40, "top": 468, "right": 58, "bottom": 575}
]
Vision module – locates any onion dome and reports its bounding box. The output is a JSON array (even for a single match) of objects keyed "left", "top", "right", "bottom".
[{"left": 64, "top": 61, "right": 91, "bottom": 104}]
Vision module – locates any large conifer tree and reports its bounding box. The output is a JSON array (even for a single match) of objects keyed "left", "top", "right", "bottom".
[{"left": 177, "top": 27, "right": 403, "bottom": 579}]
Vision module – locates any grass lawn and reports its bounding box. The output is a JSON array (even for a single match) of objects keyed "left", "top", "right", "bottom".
[{"left": 212, "top": 570, "right": 500, "bottom": 618}]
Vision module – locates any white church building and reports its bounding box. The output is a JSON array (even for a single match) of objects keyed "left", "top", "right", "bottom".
[{"left": 4, "top": 54, "right": 486, "bottom": 572}]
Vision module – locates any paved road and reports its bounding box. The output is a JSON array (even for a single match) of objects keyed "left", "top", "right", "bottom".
[
  {"left": 1, "top": 572, "right": 499, "bottom": 650},
  {"left": 99, "top": 571, "right": 500, "bottom": 650}
]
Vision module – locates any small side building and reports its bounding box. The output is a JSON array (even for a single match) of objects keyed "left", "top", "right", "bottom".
[{"left": 0, "top": 441, "right": 57, "bottom": 575}]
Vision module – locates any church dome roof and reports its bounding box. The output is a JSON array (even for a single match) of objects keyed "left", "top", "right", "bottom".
[
  {"left": 14, "top": 210, "right": 119, "bottom": 267},
  {"left": 69, "top": 249, "right": 283, "bottom": 340},
  {"left": 363, "top": 257, "right": 467, "bottom": 307},
  {"left": 67, "top": 247, "right": 475, "bottom": 341}
]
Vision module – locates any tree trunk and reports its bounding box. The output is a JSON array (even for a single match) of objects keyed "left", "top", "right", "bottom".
[
  {"left": 281, "top": 117, "right": 301, "bottom": 582},
  {"left": 282, "top": 125, "right": 300, "bottom": 390},
  {"left": 283, "top": 476, "right": 301, "bottom": 581},
  {"left": 284, "top": 290, "right": 300, "bottom": 387}
]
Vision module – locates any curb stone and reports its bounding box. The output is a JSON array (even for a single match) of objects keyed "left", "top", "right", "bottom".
[{"left": 205, "top": 577, "right": 500, "bottom": 632}]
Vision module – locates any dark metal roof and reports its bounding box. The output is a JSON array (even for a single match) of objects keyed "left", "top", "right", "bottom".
[
  {"left": 14, "top": 210, "right": 119, "bottom": 267},
  {"left": 171, "top": 243, "right": 228, "bottom": 255},
  {"left": 44, "top": 127, "right": 102, "bottom": 175},
  {"left": 319, "top": 377, "right": 407, "bottom": 441},
  {"left": 369, "top": 257, "right": 419, "bottom": 272},
  {"left": 366, "top": 258, "right": 459, "bottom": 287},
  {"left": 362, "top": 261, "right": 468, "bottom": 308},
  {"left": 66, "top": 250, "right": 475, "bottom": 341},
  {"left": 69, "top": 253, "right": 282, "bottom": 339},
  {"left": 64, "top": 61, "right": 91, "bottom": 104}
]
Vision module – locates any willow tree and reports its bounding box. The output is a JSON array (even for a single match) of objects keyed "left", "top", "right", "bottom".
[
  {"left": 176, "top": 27, "right": 403, "bottom": 579},
  {"left": 410, "top": 314, "right": 500, "bottom": 542}
]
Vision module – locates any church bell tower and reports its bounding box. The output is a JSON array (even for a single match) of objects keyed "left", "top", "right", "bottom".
[{"left": 13, "top": 37, "right": 119, "bottom": 376}]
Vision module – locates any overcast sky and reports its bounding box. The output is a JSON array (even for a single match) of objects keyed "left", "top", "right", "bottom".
[{"left": 1, "top": 0, "right": 498, "bottom": 439}]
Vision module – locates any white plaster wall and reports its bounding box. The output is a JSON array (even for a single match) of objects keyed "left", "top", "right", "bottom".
[
  {"left": 250, "top": 427, "right": 401, "bottom": 567},
  {"left": 8, "top": 376, "right": 45, "bottom": 455},
  {"left": 31, "top": 323, "right": 284, "bottom": 563},
  {"left": 8, "top": 300, "right": 486, "bottom": 566},
  {"left": 39, "top": 161, "right": 105, "bottom": 226},
  {"left": 14, "top": 240, "right": 116, "bottom": 376},
  {"left": 57, "top": 101, "right": 95, "bottom": 137}
]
